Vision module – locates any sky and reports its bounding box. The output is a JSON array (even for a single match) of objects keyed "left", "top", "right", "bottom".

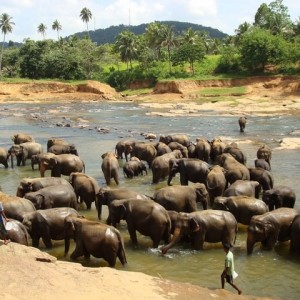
[{"left": 1, "top": 0, "right": 300, "bottom": 43}]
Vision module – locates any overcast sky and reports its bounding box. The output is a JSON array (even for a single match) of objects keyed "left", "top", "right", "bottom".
[{"left": 2, "top": 0, "right": 299, "bottom": 43}]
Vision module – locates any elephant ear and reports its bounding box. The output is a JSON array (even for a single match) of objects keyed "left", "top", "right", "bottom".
[
  {"left": 264, "top": 221, "right": 279, "bottom": 247},
  {"left": 49, "top": 157, "right": 57, "bottom": 165},
  {"left": 35, "top": 194, "right": 45, "bottom": 209},
  {"left": 189, "top": 218, "right": 200, "bottom": 232}
]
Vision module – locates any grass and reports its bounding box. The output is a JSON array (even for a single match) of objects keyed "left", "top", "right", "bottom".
[
  {"left": 195, "top": 86, "right": 247, "bottom": 96},
  {"left": 121, "top": 88, "right": 153, "bottom": 96}
]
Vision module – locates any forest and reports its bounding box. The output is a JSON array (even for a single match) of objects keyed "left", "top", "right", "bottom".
[{"left": 0, "top": 0, "right": 299, "bottom": 91}]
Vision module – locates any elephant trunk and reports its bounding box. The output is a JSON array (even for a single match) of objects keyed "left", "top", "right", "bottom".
[
  {"left": 161, "top": 227, "right": 182, "bottom": 254},
  {"left": 247, "top": 233, "right": 256, "bottom": 255},
  {"left": 64, "top": 237, "right": 70, "bottom": 255},
  {"left": 10, "top": 153, "right": 14, "bottom": 168}
]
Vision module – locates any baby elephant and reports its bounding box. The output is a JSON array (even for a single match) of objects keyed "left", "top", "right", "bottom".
[
  {"left": 238, "top": 117, "right": 247, "bottom": 132},
  {"left": 123, "top": 160, "right": 147, "bottom": 178}
]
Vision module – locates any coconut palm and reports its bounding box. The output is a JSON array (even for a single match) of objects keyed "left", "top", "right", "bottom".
[
  {"left": 0, "top": 13, "right": 15, "bottom": 74},
  {"left": 38, "top": 23, "right": 47, "bottom": 39},
  {"left": 80, "top": 7, "right": 92, "bottom": 38},
  {"left": 52, "top": 20, "right": 62, "bottom": 40}
]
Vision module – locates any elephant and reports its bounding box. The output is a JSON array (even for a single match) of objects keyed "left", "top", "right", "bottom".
[
  {"left": 95, "top": 187, "right": 149, "bottom": 221},
  {"left": 254, "top": 158, "right": 271, "bottom": 171},
  {"left": 39, "top": 153, "right": 85, "bottom": 177},
  {"left": 223, "top": 143, "right": 247, "bottom": 165},
  {"left": 161, "top": 210, "right": 238, "bottom": 253},
  {"left": 22, "top": 207, "right": 80, "bottom": 248},
  {"left": 262, "top": 186, "right": 296, "bottom": 211},
  {"left": 248, "top": 167, "right": 274, "bottom": 191},
  {"left": 210, "top": 138, "right": 227, "bottom": 161},
  {"left": 257, "top": 144, "right": 272, "bottom": 169},
  {"left": 64, "top": 215, "right": 127, "bottom": 267},
  {"left": 123, "top": 160, "right": 147, "bottom": 178},
  {"left": 125, "top": 142, "right": 157, "bottom": 167},
  {"left": 8, "top": 142, "right": 43, "bottom": 168},
  {"left": 24, "top": 184, "right": 78, "bottom": 210},
  {"left": 223, "top": 180, "right": 261, "bottom": 198},
  {"left": 152, "top": 183, "right": 209, "bottom": 212},
  {"left": 31, "top": 152, "right": 56, "bottom": 170},
  {"left": 3, "top": 219, "right": 30, "bottom": 246},
  {"left": 16, "top": 176, "right": 72, "bottom": 197},
  {"left": 154, "top": 142, "right": 172, "bottom": 156},
  {"left": 48, "top": 144, "right": 79, "bottom": 156},
  {"left": 206, "top": 165, "right": 227, "bottom": 206},
  {"left": 213, "top": 196, "right": 269, "bottom": 225},
  {"left": 246, "top": 207, "right": 299, "bottom": 254},
  {"left": 47, "top": 138, "right": 69, "bottom": 151},
  {"left": 11, "top": 133, "right": 34, "bottom": 144},
  {"left": 69, "top": 172, "right": 100, "bottom": 209},
  {"left": 194, "top": 138, "right": 211, "bottom": 162},
  {"left": 159, "top": 134, "right": 190, "bottom": 147},
  {"left": 238, "top": 116, "right": 247, "bottom": 132},
  {"left": 101, "top": 152, "right": 120, "bottom": 185},
  {"left": 168, "top": 158, "right": 209, "bottom": 186},
  {"left": 215, "top": 153, "right": 250, "bottom": 185},
  {"left": 108, "top": 198, "right": 171, "bottom": 248},
  {"left": 151, "top": 150, "right": 182, "bottom": 184},
  {"left": 115, "top": 139, "right": 135, "bottom": 160},
  {"left": 0, "top": 147, "right": 9, "bottom": 168},
  {"left": 290, "top": 215, "right": 300, "bottom": 254},
  {"left": 0, "top": 191, "right": 36, "bottom": 221},
  {"left": 167, "top": 142, "right": 188, "bottom": 158},
  {"left": 187, "top": 143, "right": 196, "bottom": 158}
]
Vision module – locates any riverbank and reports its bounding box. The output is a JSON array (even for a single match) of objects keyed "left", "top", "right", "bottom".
[{"left": 0, "top": 242, "right": 274, "bottom": 300}]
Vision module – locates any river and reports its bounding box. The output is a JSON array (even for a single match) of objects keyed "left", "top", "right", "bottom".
[{"left": 0, "top": 100, "right": 299, "bottom": 299}]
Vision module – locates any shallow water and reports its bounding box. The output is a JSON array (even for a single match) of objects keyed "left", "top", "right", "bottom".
[{"left": 0, "top": 101, "right": 299, "bottom": 299}]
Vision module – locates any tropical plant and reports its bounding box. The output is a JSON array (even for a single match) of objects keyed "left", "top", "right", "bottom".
[
  {"left": 114, "top": 30, "right": 139, "bottom": 70},
  {"left": 80, "top": 7, "right": 92, "bottom": 38},
  {"left": 52, "top": 20, "right": 62, "bottom": 40},
  {"left": 0, "top": 13, "right": 15, "bottom": 74},
  {"left": 38, "top": 23, "right": 47, "bottom": 39}
]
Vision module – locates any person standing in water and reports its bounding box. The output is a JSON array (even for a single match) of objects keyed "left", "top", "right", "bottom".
[
  {"left": 0, "top": 202, "right": 10, "bottom": 245},
  {"left": 221, "top": 243, "right": 242, "bottom": 295}
]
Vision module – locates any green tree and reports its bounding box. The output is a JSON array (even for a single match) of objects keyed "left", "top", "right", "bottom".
[
  {"left": 0, "top": 13, "right": 15, "bottom": 74},
  {"left": 52, "top": 20, "right": 62, "bottom": 40},
  {"left": 172, "top": 42, "right": 205, "bottom": 74},
  {"left": 114, "top": 30, "right": 138, "bottom": 70},
  {"left": 254, "top": 0, "right": 292, "bottom": 35},
  {"left": 80, "top": 7, "right": 92, "bottom": 38},
  {"left": 160, "top": 25, "right": 178, "bottom": 72},
  {"left": 239, "top": 27, "right": 288, "bottom": 72},
  {"left": 38, "top": 23, "right": 47, "bottom": 39},
  {"left": 234, "top": 22, "right": 252, "bottom": 45}
]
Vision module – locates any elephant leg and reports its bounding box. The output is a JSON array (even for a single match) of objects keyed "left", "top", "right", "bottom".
[
  {"left": 191, "top": 232, "right": 204, "bottom": 250},
  {"left": 127, "top": 223, "right": 138, "bottom": 247},
  {"left": 71, "top": 242, "right": 84, "bottom": 260},
  {"left": 82, "top": 244, "right": 90, "bottom": 259},
  {"left": 32, "top": 236, "right": 40, "bottom": 248},
  {"left": 42, "top": 235, "right": 53, "bottom": 248}
]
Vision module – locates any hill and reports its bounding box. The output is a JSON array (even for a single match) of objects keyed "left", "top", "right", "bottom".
[{"left": 74, "top": 21, "right": 228, "bottom": 45}]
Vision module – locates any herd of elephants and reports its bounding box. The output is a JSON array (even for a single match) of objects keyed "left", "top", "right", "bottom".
[{"left": 0, "top": 131, "right": 299, "bottom": 269}]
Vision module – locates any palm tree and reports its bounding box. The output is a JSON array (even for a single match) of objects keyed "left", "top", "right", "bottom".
[
  {"left": 0, "top": 13, "right": 15, "bottom": 74},
  {"left": 80, "top": 7, "right": 92, "bottom": 38},
  {"left": 181, "top": 27, "right": 199, "bottom": 45},
  {"left": 160, "top": 25, "right": 178, "bottom": 72},
  {"left": 38, "top": 23, "right": 47, "bottom": 39},
  {"left": 52, "top": 20, "right": 62, "bottom": 40}
]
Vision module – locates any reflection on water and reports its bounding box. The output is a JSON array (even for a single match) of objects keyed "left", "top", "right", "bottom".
[{"left": 0, "top": 101, "right": 300, "bottom": 299}]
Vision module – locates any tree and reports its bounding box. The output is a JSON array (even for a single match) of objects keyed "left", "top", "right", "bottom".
[
  {"left": 160, "top": 25, "right": 178, "bottom": 72},
  {"left": 0, "top": 13, "right": 15, "bottom": 74},
  {"left": 38, "top": 23, "right": 47, "bottom": 39},
  {"left": 234, "top": 22, "right": 252, "bottom": 45},
  {"left": 239, "top": 27, "right": 288, "bottom": 72},
  {"left": 80, "top": 7, "right": 92, "bottom": 38},
  {"left": 52, "top": 20, "right": 62, "bottom": 40},
  {"left": 114, "top": 30, "right": 138, "bottom": 69},
  {"left": 172, "top": 42, "right": 205, "bottom": 74},
  {"left": 254, "top": 0, "right": 292, "bottom": 35}
]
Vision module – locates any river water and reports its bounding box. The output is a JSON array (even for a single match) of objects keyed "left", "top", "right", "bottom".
[{"left": 0, "top": 100, "right": 299, "bottom": 299}]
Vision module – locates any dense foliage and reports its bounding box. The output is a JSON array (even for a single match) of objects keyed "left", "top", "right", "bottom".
[{"left": 0, "top": 0, "right": 299, "bottom": 89}]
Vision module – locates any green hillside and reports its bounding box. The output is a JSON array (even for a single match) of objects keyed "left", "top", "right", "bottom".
[{"left": 74, "top": 21, "right": 228, "bottom": 45}]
